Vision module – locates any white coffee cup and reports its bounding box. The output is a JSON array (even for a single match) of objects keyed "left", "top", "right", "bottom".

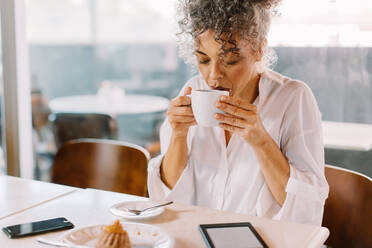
[{"left": 191, "top": 89, "right": 229, "bottom": 127}]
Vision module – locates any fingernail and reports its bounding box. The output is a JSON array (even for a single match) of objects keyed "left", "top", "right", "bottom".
[{"left": 220, "top": 96, "right": 227, "bottom": 101}]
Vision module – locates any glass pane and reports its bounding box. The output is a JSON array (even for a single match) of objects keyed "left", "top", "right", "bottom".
[
  {"left": 25, "top": 0, "right": 372, "bottom": 180},
  {"left": 269, "top": 0, "right": 372, "bottom": 122},
  {"left": 269, "top": 0, "right": 372, "bottom": 47},
  {"left": 94, "top": 0, "right": 175, "bottom": 43},
  {"left": 25, "top": 0, "right": 191, "bottom": 181},
  {"left": 270, "top": 0, "right": 372, "bottom": 177},
  {"left": 0, "top": 14, "right": 6, "bottom": 175},
  {"left": 26, "top": 0, "right": 92, "bottom": 43}
]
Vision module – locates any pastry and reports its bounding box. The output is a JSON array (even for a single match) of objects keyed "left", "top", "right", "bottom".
[{"left": 96, "top": 220, "right": 131, "bottom": 248}]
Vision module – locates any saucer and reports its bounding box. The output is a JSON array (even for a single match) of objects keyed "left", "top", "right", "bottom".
[
  {"left": 110, "top": 201, "right": 165, "bottom": 220},
  {"left": 61, "top": 221, "right": 173, "bottom": 247}
]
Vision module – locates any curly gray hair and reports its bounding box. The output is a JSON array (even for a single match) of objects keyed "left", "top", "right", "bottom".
[{"left": 176, "top": 0, "right": 280, "bottom": 72}]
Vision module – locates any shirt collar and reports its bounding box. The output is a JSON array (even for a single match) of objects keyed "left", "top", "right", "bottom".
[{"left": 257, "top": 69, "right": 284, "bottom": 108}]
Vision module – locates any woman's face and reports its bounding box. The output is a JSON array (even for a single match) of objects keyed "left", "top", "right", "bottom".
[{"left": 195, "top": 30, "right": 260, "bottom": 97}]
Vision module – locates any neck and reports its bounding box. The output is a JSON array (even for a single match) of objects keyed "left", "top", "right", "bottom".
[{"left": 234, "top": 72, "right": 261, "bottom": 104}]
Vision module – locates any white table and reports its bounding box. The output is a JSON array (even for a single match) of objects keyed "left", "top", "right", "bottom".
[
  {"left": 0, "top": 176, "right": 77, "bottom": 220},
  {"left": 322, "top": 121, "right": 372, "bottom": 151},
  {"left": 49, "top": 94, "right": 170, "bottom": 115},
  {"left": 0, "top": 176, "right": 329, "bottom": 248}
]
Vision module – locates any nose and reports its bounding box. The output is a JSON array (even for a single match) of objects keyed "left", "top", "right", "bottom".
[{"left": 209, "top": 62, "right": 223, "bottom": 84}]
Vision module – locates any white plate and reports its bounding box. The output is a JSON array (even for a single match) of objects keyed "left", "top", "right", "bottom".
[
  {"left": 61, "top": 222, "right": 174, "bottom": 248},
  {"left": 110, "top": 201, "right": 165, "bottom": 220}
]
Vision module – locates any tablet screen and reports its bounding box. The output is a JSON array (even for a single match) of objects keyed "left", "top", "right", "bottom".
[
  {"left": 199, "top": 222, "right": 268, "bottom": 248},
  {"left": 207, "top": 227, "right": 263, "bottom": 248}
]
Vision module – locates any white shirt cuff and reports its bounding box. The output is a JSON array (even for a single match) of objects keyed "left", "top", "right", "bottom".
[
  {"left": 286, "top": 164, "right": 329, "bottom": 204},
  {"left": 147, "top": 154, "right": 194, "bottom": 204}
]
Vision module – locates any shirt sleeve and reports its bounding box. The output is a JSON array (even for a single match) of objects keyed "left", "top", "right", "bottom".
[
  {"left": 147, "top": 82, "right": 196, "bottom": 204},
  {"left": 256, "top": 82, "right": 329, "bottom": 226}
]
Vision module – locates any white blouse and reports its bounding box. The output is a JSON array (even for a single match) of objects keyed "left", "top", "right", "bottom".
[{"left": 147, "top": 70, "right": 329, "bottom": 226}]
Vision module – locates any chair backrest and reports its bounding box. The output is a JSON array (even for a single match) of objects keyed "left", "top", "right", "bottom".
[
  {"left": 323, "top": 165, "right": 372, "bottom": 247},
  {"left": 51, "top": 139, "right": 150, "bottom": 196},
  {"left": 49, "top": 112, "right": 116, "bottom": 148}
]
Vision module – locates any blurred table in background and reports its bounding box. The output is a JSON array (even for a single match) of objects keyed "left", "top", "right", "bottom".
[
  {"left": 48, "top": 94, "right": 169, "bottom": 155},
  {"left": 322, "top": 121, "right": 372, "bottom": 151},
  {"left": 49, "top": 94, "right": 169, "bottom": 115}
]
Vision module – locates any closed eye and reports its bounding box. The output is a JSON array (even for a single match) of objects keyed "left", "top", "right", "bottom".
[
  {"left": 198, "top": 59, "right": 210, "bottom": 64},
  {"left": 226, "top": 60, "right": 239, "bottom": 65}
]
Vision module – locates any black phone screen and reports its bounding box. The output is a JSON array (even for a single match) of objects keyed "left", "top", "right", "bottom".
[{"left": 2, "top": 217, "right": 74, "bottom": 238}]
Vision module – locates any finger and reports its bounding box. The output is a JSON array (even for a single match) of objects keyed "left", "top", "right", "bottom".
[
  {"left": 219, "top": 95, "right": 257, "bottom": 112},
  {"left": 169, "top": 115, "right": 195, "bottom": 123},
  {"left": 225, "top": 113, "right": 235, "bottom": 118},
  {"left": 215, "top": 113, "right": 249, "bottom": 128},
  {"left": 172, "top": 120, "right": 197, "bottom": 129},
  {"left": 168, "top": 106, "right": 194, "bottom": 116},
  {"left": 183, "top": 86, "right": 192, "bottom": 96},
  {"left": 219, "top": 123, "right": 243, "bottom": 133},
  {"left": 185, "top": 120, "right": 197, "bottom": 127},
  {"left": 216, "top": 101, "right": 256, "bottom": 119},
  {"left": 171, "top": 95, "right": 191, "bottom": 106},
  {"left": 217, "top": 113, "right": 257, "bottom": 124}
]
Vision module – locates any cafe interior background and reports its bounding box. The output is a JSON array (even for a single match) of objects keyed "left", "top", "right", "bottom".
[{"left": 0, "top": 0, "right": 371, "bottom": 182}]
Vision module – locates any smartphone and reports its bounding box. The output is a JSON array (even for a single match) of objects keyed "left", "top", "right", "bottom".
[
  {"left": 2, "top": 217, "right": 74, "bottom": 239},
  {"left": 199, "top": 222, "right": 269, "bottom": 248}
]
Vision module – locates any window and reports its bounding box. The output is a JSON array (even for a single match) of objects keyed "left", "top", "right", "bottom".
[
  {"left": 25, "top": 0, "right": 186, "bottom": 180},
  {"left": 0, "top": 12, "right": 5, "bottom": 175},
  {"left": 16, "top": 0, "right": 372, "bottom": 179},
  {"left": 269, "top": 0, "right": 372, "bottom": 47},
  {"left": 269, "top": 0, "right": 372, "bottom": 177}
]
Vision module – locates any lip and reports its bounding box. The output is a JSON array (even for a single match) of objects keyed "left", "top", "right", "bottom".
[{"left": 211, "top": 86, "right": 230, "bottom": 91}]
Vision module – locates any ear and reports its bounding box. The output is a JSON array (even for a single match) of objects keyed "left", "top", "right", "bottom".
[{"left": 256, "top": 38, "right": 267, "bottom": 62}]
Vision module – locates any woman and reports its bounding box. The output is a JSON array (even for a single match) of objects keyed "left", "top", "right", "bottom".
[{"left": 148, "top": 0, "right": 329, "bottom": 225}]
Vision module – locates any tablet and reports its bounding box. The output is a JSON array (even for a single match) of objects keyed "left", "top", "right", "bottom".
[{"left": 199, "top": 222, "right": 269, "bottom": 248}]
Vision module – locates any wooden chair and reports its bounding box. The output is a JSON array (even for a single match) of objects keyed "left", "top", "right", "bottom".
[
  {"left": 51, "top": 139, "right": 150, "bottom": 196},
  {"left": 323, "top": 165, "right": 372, "bottom": 247},
  {"left": 49, "top": 112, "right": 117, "bottom": 148}
]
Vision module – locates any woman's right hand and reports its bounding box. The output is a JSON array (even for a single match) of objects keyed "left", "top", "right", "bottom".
[{"left": 167, "top": 86, "right": 196, "bottom": 138}]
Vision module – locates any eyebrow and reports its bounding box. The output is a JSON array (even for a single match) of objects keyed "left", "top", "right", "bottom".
[
  {"left": 195, "top": 50, "right": 207, "bottom": 56},
  {"left": 195, "top": 50, "right": 242, "bottom": 60}
]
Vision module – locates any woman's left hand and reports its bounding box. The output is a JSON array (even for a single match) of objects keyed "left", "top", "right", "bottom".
[{"left": 215, "top": 95, "right": 270, "bottom": 147}]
